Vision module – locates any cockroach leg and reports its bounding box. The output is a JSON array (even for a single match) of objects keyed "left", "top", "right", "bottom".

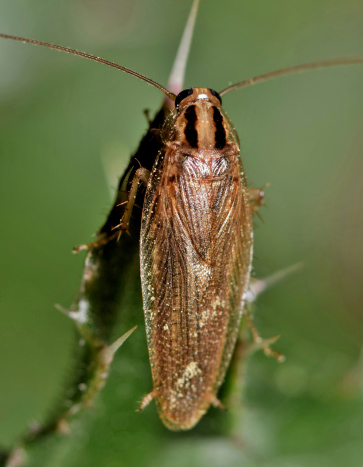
[
  {"left": 208, "top": 394, "right": 227, "bottom": 411},
  {"left": 244, "top": 308, "right": 285, "bottom": 362},
  {"left": 226, "top": 262, "right": 300, "bottom": 412},
  {"left": 223, "top": 304, "right": 285, "bottom": 433},
  {"left": 248, "top": 183, "right": 270, "bottom": 216},
  {"left": 73, "top": 231, "right": 120, "bottom": 253},
  {"left": 138, "top": 390, "right": 157, "bottom": 412},
  {"left": 115, "top": 167, "right": 150, "bottom": 235},
  {"left": 73, "top": 167, "right": 150, "bottom": 253}
]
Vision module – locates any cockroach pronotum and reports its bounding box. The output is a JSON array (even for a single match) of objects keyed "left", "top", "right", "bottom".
[{"left": 1, "top": 3, "right": 362, "bottom": 432}]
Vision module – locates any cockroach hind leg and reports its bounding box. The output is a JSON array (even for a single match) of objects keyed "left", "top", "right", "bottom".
[
  {"left": 208, "top": 394, "right": 228, "bottom": 411},
  {"left": 138, "top": 390, "right": 157, "bottom": 412},
  {"left": 250, "top": 334, "right": 286, "bottom": 363},
  {"left": 240, "top": 264, "right": 304, "bottom": 362},
  {"left": 244, "top": 308, "right": 285, "bottom": 363}
]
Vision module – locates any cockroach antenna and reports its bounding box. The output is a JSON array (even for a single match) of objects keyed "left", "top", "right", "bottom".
[
  {"left": 0, "top": 32, "right": 176, "bottom": 100},
  {"left": 219, "top": 56, "right": 363, "bottom": 95},
  {"left": 0, "top": 0, "right": 201, "bottom": 105}
]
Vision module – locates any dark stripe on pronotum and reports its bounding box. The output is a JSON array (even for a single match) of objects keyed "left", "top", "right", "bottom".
[
  {"left": 213, "top": 107, "right": 226, "bottom": 150},
  {"left": 184, "top": 105, "right": 198, "bottom": 148}
]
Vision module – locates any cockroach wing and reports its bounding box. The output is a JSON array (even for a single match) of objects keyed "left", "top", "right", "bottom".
[{"left": 140, "top": 141, "right": 253, "bottom": 430}]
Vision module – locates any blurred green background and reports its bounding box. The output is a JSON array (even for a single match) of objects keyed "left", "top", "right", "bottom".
[{"left": 1, "top": 0, "right": 363, "bottom": 466}]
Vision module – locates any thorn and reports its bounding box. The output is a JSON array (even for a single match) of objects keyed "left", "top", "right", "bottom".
[
  {"left": 27, "top": 420, "right": 41, "bottom": 435},
  {"left": 56, "top": 418, "right": 71, "bottom": 435},
  {"left": 245, "top": 262, "right": 304, "bottom": 303},
  {"left": 143, "top": 108, "right": 152, "bottom": 125},
  {"left": 55, "top": 303, "right": 79, "bottom": 322},
  {"left": 55, "top": 301, "right": 90, "bottom": 325},
  {"left": 165, "top": 0, "right": 200, "bottom": 105},
  {"left": 103, "top": 326, "right": 137, "bottom": 364},
  {"left": 6, "top": 447, "right": 26, "bottom": 467}
]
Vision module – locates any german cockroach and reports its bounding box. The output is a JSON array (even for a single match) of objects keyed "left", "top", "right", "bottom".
[{"left": 1, "top": 1, "right": 362, "bottom": 433}]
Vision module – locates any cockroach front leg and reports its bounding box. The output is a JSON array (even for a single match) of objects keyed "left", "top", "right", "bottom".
[
  {"left": 74, "top": 167, "right": 150, "bottom": 252},
  {"left": 112, "top": 167, "right": 150, "bottom": 237}
]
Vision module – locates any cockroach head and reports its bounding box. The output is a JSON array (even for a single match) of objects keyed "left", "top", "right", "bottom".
[{"left": 175, "top": 88, "right": 222, "bottom": 111}]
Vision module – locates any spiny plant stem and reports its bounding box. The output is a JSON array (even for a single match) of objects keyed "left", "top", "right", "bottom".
[{"left": 0, "top": 105, "right": 170, "bottom": 467}]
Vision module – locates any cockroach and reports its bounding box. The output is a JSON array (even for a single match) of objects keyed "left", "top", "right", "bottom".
[{"left": 1, "top": 10, "right": 363, "bottom": 432}]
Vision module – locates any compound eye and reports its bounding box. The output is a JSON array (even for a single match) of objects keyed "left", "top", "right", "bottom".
[
  {"left": 209, "top": 89, "right": 222, "bottom": 105},
  {"left": 175, "top": 88, "right": 193, "bottom": 110}
]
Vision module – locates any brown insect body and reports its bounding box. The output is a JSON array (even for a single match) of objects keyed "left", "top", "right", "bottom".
[{"left": 140, "top": 88, "right": 253, "bottom": 430}]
